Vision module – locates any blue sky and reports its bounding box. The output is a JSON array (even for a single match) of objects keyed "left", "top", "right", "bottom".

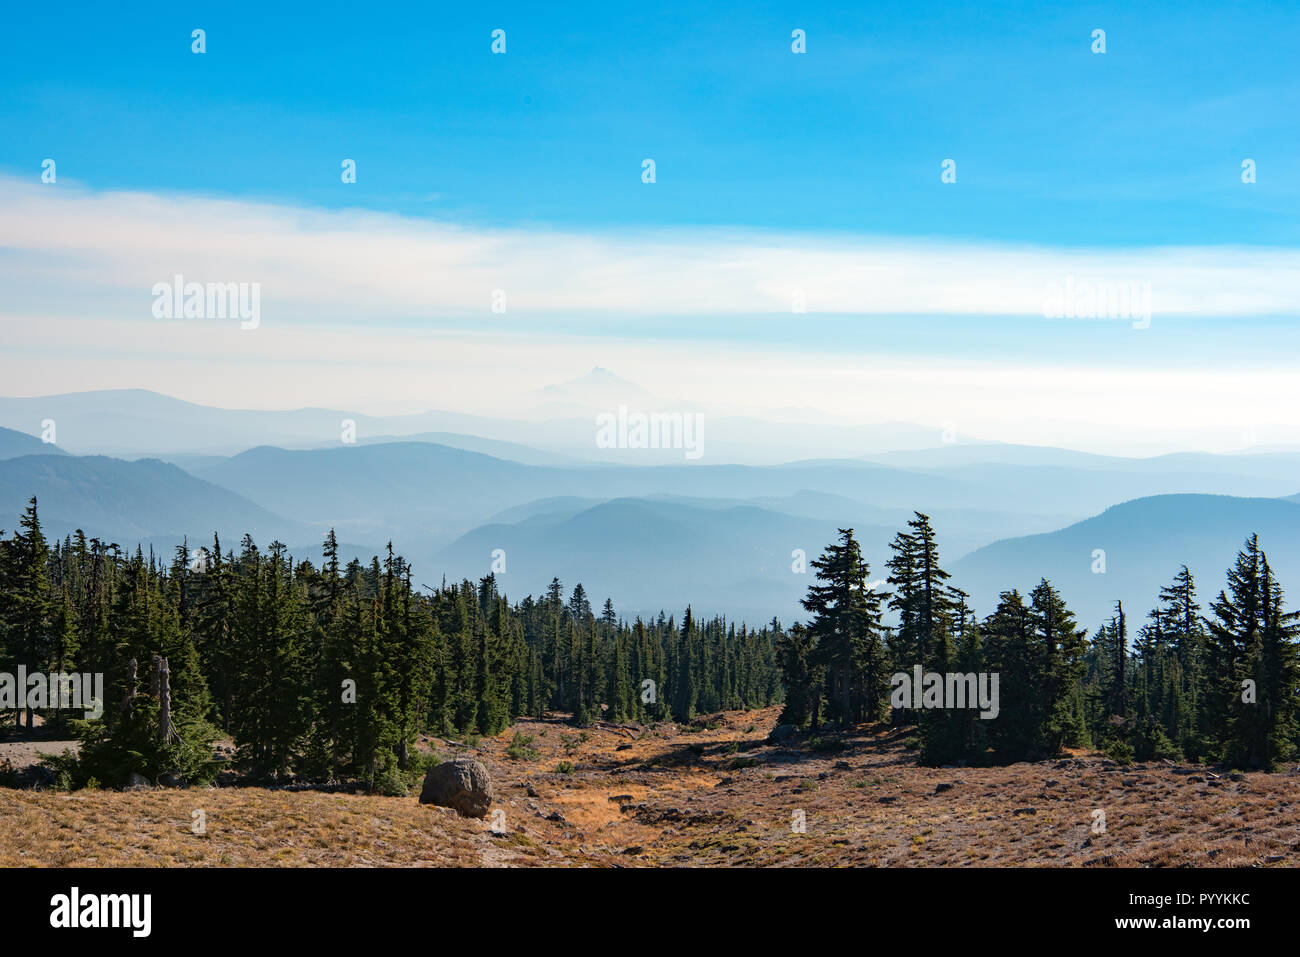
[
  {"left": 0, "top": 1, "right": 1297, "bottom": 453},
  {"left": 2, "top": 0, "right": 1296, "bottom": 242}
]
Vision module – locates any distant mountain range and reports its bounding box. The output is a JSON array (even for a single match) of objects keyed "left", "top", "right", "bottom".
[
  {"left": 0, "top": 377, "right": 991, "bottom": 464},
  {"left": 0, "top": 454, "right": 307, "bottom": 544},
  {"left": 2, "top": 386, "right": 1299, "bottom": 630},
  {"left": 190, "top": 442, "right": 974, "bottom": 546},
  {"left": 952, "top": 494, "right": 1300, "bottom": 631},
  {"left": 7, "top": 378, "right": 1300, "bottom": 471},
  {"left": 434, "top": 496, "right": 898, "bottom": 623}
]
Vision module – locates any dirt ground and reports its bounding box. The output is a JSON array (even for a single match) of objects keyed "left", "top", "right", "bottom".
[{"left": 1, "top": 707, "right": 1297, "bottom": 867}]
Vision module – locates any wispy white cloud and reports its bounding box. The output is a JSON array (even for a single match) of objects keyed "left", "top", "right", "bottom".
[{"left": 2, "top": 175, "right": 1299, "bottom": 322}]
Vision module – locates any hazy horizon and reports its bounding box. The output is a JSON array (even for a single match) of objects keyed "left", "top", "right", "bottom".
[{"left": 3, "top": 369, "right": 1300, "bottom": 460}]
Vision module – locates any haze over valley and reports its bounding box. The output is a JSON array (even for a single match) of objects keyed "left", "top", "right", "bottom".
[{"left": 3, "top": 368, "right": 1297, "bottom": 630}]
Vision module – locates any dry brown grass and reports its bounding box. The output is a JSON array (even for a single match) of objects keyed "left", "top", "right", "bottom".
[{"left": 3, "top": 707, "right": 1298, "bottom": 867}]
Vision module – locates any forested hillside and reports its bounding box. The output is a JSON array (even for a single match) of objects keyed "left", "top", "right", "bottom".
[
  {"left": 1, "top": 496, "right": 1296, "bottom": 797},
  {"left": 0, "top": 499, "right": 781, "bottom": 791},
  {"left": 778, "top": 515, "right": 1300, "bottom": 772}
]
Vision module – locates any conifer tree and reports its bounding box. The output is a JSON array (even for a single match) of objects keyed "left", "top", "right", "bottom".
[
  {"left": 1, "top": 498, "right": 51, "bottom": 728},
  {"left": 1207, "top": 537, "right": 1300, "bottom": 769},
  {"left": 802, "top": 529, "right": 888, "bottom": 726}
]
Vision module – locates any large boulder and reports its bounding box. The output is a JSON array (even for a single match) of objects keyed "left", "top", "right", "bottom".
[{"left": 419, "top": 758, "right": 493, "bottom": 818}]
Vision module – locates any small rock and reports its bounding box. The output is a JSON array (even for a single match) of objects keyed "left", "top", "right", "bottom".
[{"left": 934, "top": 782, "right": 955, "bottom": 794}]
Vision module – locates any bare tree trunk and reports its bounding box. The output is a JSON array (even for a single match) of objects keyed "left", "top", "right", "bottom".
[{"left": 153, "top": 656, "right": 179, "bottom": 745}]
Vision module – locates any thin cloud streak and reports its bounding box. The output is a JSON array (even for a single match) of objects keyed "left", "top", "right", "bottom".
[{"left": 3, "top": 176, "right": 1299, "bottom": 322}]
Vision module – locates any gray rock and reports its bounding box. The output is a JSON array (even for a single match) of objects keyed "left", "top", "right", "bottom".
[
  {"left": 125, "top": 772, "right": 151, "bottom": 791},
  {"left": 418, "top": 758, "right": 493, "bottom": 818}
]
